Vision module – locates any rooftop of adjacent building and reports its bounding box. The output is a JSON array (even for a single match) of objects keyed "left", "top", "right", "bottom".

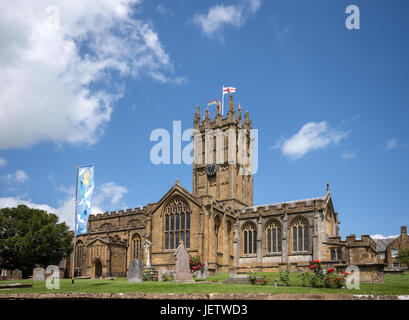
[{"left": 373, "top": 226, "right": 407, "bottom": 252}]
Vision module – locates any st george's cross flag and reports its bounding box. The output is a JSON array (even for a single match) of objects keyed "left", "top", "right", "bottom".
[
  {"left": 221, "top": 86, "right": 237, "bottom": 115},
  {"left": 75, "top": 165, "right": 95, "bottom": 235},
  {"left": 223, "top": 86, "right": 236, "bottom": 95}
]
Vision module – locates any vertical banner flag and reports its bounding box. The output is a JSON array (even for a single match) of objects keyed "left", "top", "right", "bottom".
[
  {"left": 75, "top": 165, "right": 95, "bottom": 235},
  {"left": 222, "top": 86, "right": 237, "bottom": 115}
]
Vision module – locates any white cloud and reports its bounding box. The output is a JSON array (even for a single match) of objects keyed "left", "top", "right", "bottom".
[
  {"left": 192, "top": 0, "right": 262, "bottom": 38},
  {"left": 274, "top": 121, "right": 348, "bottom": 159},
  {"left": 0, "top": 197, "right": 57, "bottom": 215},
  {"left": 341, "top": 150, "right": 356, "bottom": 159},
  {"left": 385, "top": 139, "right": 407, "bottom": 151},
  {"left": 0, "top": 157, "right": 6, "bottom": 168},
  {"left": 0, "top": 0, "right": 182, "bottom": 150},
  {"left": 0, "top": 181, "right": 129, "bottom": 229},
  {"left": 2, "top": 169, "right": 29, "bottom": 184},
  {"left": 95, "top": 182, "right": 128, "bottom": 206},
  {"left": 248, "top": 0, "right": 262, "bottom": 14},
  {"left": 370, "top": 234, "right": 399, "bottom": 240},
  {"left": 156, "top": 4, "right": 173, "bottom": 16}
]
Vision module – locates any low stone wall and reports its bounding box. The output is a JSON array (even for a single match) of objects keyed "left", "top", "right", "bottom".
[{"left": 0, "top": 293, "right": 408, "bottom": 300}]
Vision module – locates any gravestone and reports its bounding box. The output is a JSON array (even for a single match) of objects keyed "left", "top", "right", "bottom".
[
  {"left": 45, "top": 265, "right": 59, "bottom": 278},
  {"left": 128, "top": 259, "right": 143, "bottom": 283},
  {"left": 11, "top": 269, "right": 22, "bottom": 280},
  {"left": 203, "top": 262, "right": 208, "bottom": 279},
  {"left": 224, "top": 267, "right": 248, "bottom": 284},
  {"left": 33, "top": 267, "right": 45, "bottom": 281},
  {"left": 173, "top": 240, "right": 194, "bottom": 283},
  {"left": 196, "top": 262, "right": 208, "bottom": 280}
]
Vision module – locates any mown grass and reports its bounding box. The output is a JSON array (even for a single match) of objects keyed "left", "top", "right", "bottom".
[{"left": 0, "top": 272, "right": 408, "bottom": 295}]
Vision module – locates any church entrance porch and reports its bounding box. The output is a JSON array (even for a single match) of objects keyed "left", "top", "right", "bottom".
[{"left": 92, "top": 259, "right": 103, "bottom": 279}]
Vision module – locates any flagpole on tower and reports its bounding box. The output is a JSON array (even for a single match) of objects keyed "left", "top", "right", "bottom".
[{"left": 221, "top": 85, "right": 224, "bottom": 116}]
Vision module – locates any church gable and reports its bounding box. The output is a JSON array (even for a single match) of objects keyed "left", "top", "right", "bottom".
[{"left": 150, "top": 182, "right": 202, "bottom": 217}]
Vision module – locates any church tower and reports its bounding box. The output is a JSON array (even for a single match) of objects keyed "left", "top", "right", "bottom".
[{"left": 192, "top": 95, "right": 254, "bottom": 207}]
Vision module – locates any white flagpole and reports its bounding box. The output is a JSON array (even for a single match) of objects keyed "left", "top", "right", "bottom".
[
  {"left": 72, "top": 164, "right": 79, "bottom": 287},
  {"left": 222, "top": 86, "right": 224, "bottom": 116}
]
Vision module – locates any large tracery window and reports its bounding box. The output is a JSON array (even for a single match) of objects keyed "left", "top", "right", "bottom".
[
  {"left": 292, "top": 218, "right": 308, "bottom": 252},
  {"left": 165, "top": 198, "right": 190, "bottom": 250},
  {"left": 266, "top": 221, "right": 282, "bottom": 253},
  {"left": 132, "top": 234, "right": 142, "bottom": 260},
  {"left": 242, "top": 223, "right": 257, "bottom": 255}
]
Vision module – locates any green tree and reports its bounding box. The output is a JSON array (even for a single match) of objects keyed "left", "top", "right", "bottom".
[
  {"left": 397, "top": 249, "right": 409, "bottom": 267},
  {"left": 0, "top": 205, "right": 73, "bottom": 277}
]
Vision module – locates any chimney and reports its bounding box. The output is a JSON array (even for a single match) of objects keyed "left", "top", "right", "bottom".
[{"left": 401, "top": 226, "right": 407, "bottom": 235}]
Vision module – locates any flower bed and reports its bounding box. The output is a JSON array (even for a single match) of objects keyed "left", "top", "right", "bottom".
[{"left": 300, "top": 260, "right": 347, "bottom": 288}]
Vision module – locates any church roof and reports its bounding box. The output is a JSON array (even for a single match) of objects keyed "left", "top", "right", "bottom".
[
  {"left": 242, "top": 196, "right": 326, "bottom": 213},
  {"left": 373, "top": 238, "right": 395, "bottom": 252}
]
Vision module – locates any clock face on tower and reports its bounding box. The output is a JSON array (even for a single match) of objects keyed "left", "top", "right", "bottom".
[{"left": 205, "top": 163, "right": 218, "bottom": 176}]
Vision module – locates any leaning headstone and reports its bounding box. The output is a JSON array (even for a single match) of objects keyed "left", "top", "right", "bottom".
[
  {"left": 11, "top": 269, "right": 22, "bottom": 281},
  {"left": 33, "top": 267, "right": 45, "bottom": 281},
  {"left": 173, "top": 240, "right": 194, "bottom": 283},
  {"left": 196, "top": 270, "right": 203, "bottom": 279},
  {"left": 128, "top": 259, "right": 143, "bottom": 283}
]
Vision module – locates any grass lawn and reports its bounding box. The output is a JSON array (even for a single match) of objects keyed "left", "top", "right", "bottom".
[{"left": 0, "top": 272, "right": 408, "bottom": 295}]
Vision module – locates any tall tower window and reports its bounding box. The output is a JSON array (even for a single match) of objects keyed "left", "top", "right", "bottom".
[{"left": 164, "top": 198, "right": 191, "bottom": 250}]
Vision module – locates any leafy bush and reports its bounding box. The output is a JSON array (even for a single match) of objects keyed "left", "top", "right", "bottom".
[
  {"left": 279, "top": 268, "right": 290, "bottom": 286},
  {"left": 161, "top": 272, "right": 174, "bottom": 282},
  {"left": 301, "top": 260, "right": 347, "bottom": 288},
  {"left": 143, "top": 270, "right": 157, "bottom": 281},
  {"left": 190, "top": 255, "right": 205, "bottom": 272},
  {"left": 248, "top": 272, "right": 270, "bottom": 285}
]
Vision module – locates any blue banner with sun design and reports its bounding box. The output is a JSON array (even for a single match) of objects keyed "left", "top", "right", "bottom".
[{"left": 75, "top": 165, "right": 94, "bottom": 236}]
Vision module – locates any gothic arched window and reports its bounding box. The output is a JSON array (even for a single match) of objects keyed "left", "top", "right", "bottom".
[
  {"left": 266, "top": 221, "right": 282, "bottom": 253},
  {"left": 164, "top": 198, "right": 191, "bottom": 250},
  {"left": 214, "top": 216, "right": 222, "bottom": 252},
  {"left": 132, "top": 234, "right": 142, "bottom": 260},
  {"left": 331, "top": 248, "right": 336, "bottom": 260},
  {"left": 242, "top": 223, "right": 257, "bottom": 255},
  {"left": 292, "top": 218, "right": 308, "bottom": 252},
  {"left": 337, "top": 249, "right": 342, "bottom": 261},
  {"left": 75, "top": 241, "right": 83, "bottom": 268}
]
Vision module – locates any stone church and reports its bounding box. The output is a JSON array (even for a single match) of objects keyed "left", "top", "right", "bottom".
[{"left": 70, "top": 95, "right": 377, "bottom": 279}]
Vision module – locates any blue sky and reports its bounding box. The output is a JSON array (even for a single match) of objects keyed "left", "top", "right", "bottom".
[{"left": 0, "top": 0, "right": 408, "bottom": 239}]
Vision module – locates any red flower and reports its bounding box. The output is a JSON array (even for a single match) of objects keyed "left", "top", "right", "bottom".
[
  {"left": 264, "top": 280, "right": 267, "bottom": 283},
  {"left": 328, "top": 268, "right": 335, "bottom": 273},
  {"left": 338, "top": 278, "right": 341, "bottom": 281},
  {"left": 313, "top": 259, "right": 320, "bottom": 264},
  {"left": 326, "top": 276, "right": 330, "bottom": 280},
  {"left": 343, "top": 271, "right": 349, "bottom": 275},
  {"left": 310, "top": 265, "right": 317, "bottom": 269}
]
